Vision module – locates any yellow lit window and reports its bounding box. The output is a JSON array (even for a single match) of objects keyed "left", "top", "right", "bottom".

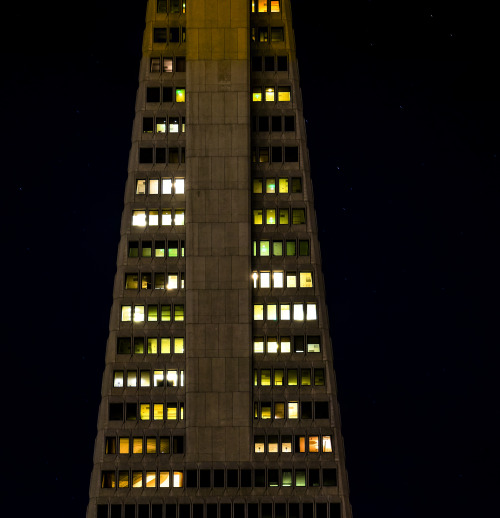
[
  {"left": 147, "top": 338, "right": 158, "bottom": 354},
  {"left": 252, "top": 1, "right": 256, "bottom": 13},
  {"left": 149, "top": 210, "right": 159, "bottom": 226},
  {"left": 278, "top": 177, "right": 289, "bottom": 193},
  {"left": 118, "top": 471, "right": 129, "bottom": 488},
  {"left": 322, "top": 435, "right": 333, "bottom": 453},
  {"left": 253, "top": 209, "right": 263, "bottom": 224},
  {"left": 252, "top": 88, "right": 262, "bottom": 102},
  {"left": 261, "top": 403, "right": 272, "bottom": 419},
  {"left": 174, "top": 305, "right": 184, "bottom": 321},
  {"left": 167, "top": 404, "right": 177, "bottom": 420},
  {"left": 146, "top": 471, "right": 156, "bottom": 488},
  {"left": 280, "top": 337, "right": 291, "bottom": 353},
  {"left": 156, "top": 117, "right": 166, "bottom": 133},
  {"left": 153, "top": 404, "right": 164, "bottom": 420},
  {"left": 160, "top": 471, "right": 170, "bottom": 487},
  {"left": 140, "top": 370, "right": 150, "bottom": 387},
  {"left": 301, "top": 369, "right": 311, "bottom": 386},
  {"left": 149, "top": 179, "right": 159, "bottom": 194},
  {"left": 267, "top": 304, "right": 277, "bottom": 320},
  {"left": 254, "top": 436, "right": 265, "bottom": 453},
  {"left": 270, "top": 0, "right": 280, "bottom": 13},
  {"left": 161, "top": 305, "right": 171, "bottom": 321},
  {"left": 258, "top": 0, "right": 267, "bottom": 12},
  {"left": 127, "top": 371, "right": 137, "bottom": 387},
  {"left": 140, "top": 403, "right": 150, "bottom": 420},
  {"left": 274, "top": 402, "right": 285, "bottom": 419},
  {"left": 309, "top": 436, "right": 319, "bottom": 453},
  {"left": 278, "top": 86, "right": 291, "bottom": 102},
  {"left": 280, "top": 304, "right": 290, "bottom": 320},
  {"left": 161, "top": 337, "right": 170, "bottom": 353},
  {"left": 267, "top": 337, "right": 278, "bottom": 353},
  {"left": 133, "top": 305, "right": 145, "bottom": 322},
  {"left": 132, "top": 210, "right": 146, "bottom": 227},
  {"left": 300, "top": 272, "right": 313, "bottom": 288},
  {"left": 261, "top": 369, "right": 271, "bottom": 386},
  {"left": 253, "top": 304, "right": 264, "bottom": 320},
  {"left": 132, "top": 437, "right": 143, "bottom": 454},
  {"left": 265, "top": 87, "right": 275, "bottom": 102},
  {"left": 253, "top": 179, "right": 263, "bottom": 193},
  {"left": 174, "top": 337, "right": 184, "bottom": 353},
  {"left": 274, "top": 369, "right": 284, "bottom": 386},
  {"left": 287, "top": 369, "right": 298, "bottom": 387},
  {"left": 306, "top": 303, "right": 317, "bottom": 320},
  {"left": 279, "top": 209, "right": 289, "bottom": 224},
  {"left": 148, "top": 305, "right": 158, "bottom": 322},
  {"left": 146, "top": 437, "right": 156, "bottom": 453},
  {"left": 132, "top": 471, "right": 143, "bottom": 488},
  {"left": 266, "top": 209, "right": 275, "bottom": 224},
  {"left": 136, "top": 179, "right": 146, "bottom": 194},
  {"left": 113, "top": 371, "right": 124, "bottom": 387},
  {"left": 162, "top": 209, "right": 172, "bottom": 225},
  {"left": 153, "top": 370, "right": 164, "bottom": 387},
  {"left": 173, "top": 471, "right": 183, "bottom": 488},
  {"left": 286, "top": 273, "right": 297, "bottom": 288},
  {"left": 174, "top": 210, "right": 185, "bottom": 225},
  {"left": 293, "top": 303, "right": 304, "bottom": 321},
  {"left": 119, "top": 437, "right": 129, "bottom": 454},
  {"left": 175, "top": 88, "right": 186, "bottom": 102},
  {"left": 253, "top": 337, "right": 264, "bottom": 353},
  {"left": 282, "top": 437, "right": 292, "bottom": 453},
  {"left": 180, "top": 402, "right": 184, "bottom": 419},
  {"left": 288, "top": 402, "right": 298, "bottom": 419}
]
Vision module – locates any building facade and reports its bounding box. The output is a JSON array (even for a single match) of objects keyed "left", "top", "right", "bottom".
[{"left": 87, "top": 1, "right": 352, "bottom": 517}]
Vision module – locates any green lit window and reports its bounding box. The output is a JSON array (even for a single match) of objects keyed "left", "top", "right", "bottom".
[
  {"left": 265, "top": 178, "right": 276, "bottom": 193},
  {"left": 175, "top": 88, "right": 186, "bottom": 102},
  {"left": 266, "top": 209, "right": 275, "bottom": 224},
  {"left": 161, "top": 305, "right": 171, "bottom": 321},
  {"left": 286, "top": 240, "right": 296, "bottom": 256},
  {"left": 147, "top": 305, "right": 158, "bottom": 321},
  {"left": 273, "top": 241, "right": 283, "bottom": 256},
  {"left": 260, "top": 240, "right": 270, "bottom": 256}
]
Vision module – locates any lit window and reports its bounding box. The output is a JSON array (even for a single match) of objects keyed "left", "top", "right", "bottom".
[
  {"left": 286, "top": 240, "right": 296, "bottom": 256},
  {"left": 128, "top": 242, "right": 139, "bottom": 257},
  {"left": 150, "top": 58, "right": 160, "bottom": 72},
  {"left": 174, "top": 210, "right": 185, "bottom": 225},
  {"left": 274, "top": 369, "right": 284, "bottom": 385},
  {"left": 292, "top": 208, "right": 306, "bottom": 224},
  {"left": 162, "top": 178, "right": 172, "bottom": 193},
  {"left": 133, "top": 305, "right": 145, "bottom": 322},
  {"left": 258, "top": 0, "right": 267, "bottom": 12},
  {"left": 167, "top": 404, "right": 177, "bottom": 420},
  {"left": 146, "top": 471, "right": 156, "bottom": 488},
  {"left": 323, "top": 435, "right": 333, "bottom": 453},
  {"left": 261, "top": 369, "right": 271, "bottom": 386},
  {"left": 140, "top": 370, "right": 151, "bottom": 387},
  {"left": 279, "top": 209, "right": 289, "bottom": 224},
  {"left": 148, "top": 338, "right": 158, "bottom": 353},
  {"left": 281, "top": 337, "right": 291, "bottom": 353},
  {"left": 174, "top": 337, "right": 184, "bottom": 353},
  {"left": 277, "top": 304, "right": 290, "bottom": 322},
  {"left": 287, "top": 369, "right": 298, "bottom": 386},
  {"left": 174, "top": 305, "right": 184, "bottom": 321},
  {"left": 161, "top": 337, "right": 170, "bottom": 354},
  {"left": 133, "top": 437, "right": 143, "bottom": 454},
  {"left": 252, "top": 87, "right": 262, "bottom": 102},
  {"left": 278, "top": 86, "right": 291, "bottom": 102},
  {"left": 286, "top": 273, "right": 297, "bottom": 288},
  {"left": 121, "top": 306, "right": 131, "bottom": 321},
  {"left": 140, "top": 403, "right": 150, "bottom": 420},
  {"left": 142, "top": 241, "right": 152, "bottom": 257},
  {"left": 301, "top": 369, "right": 311, "bottom": 386},
  {"left": 266, "top": 178, "right": 276, "bottom": 193},
  {"left": 167, "top": 274, "right": 178, "bottom": 290},
  {"left": 273, "top": 271, "right": 284, "bottom": 288},
  {"left": 267, "top": 304, "right": 277, "bottom": 320},
  {"left": 101, "top": 471, "right": 116, "bottom": 488},
  {"left": 132, "top": 471, "right": 143, "bottom": 488},
  {"left": 159, "top": 471, "right": 170, "bottom": 488},
  {"left": 254, "top": 304, "right": 264, "bottom": 320},
  {"left": 148, "top": 179, "right": 158, "bottom": 195},
  {"left": 266, "top": 209, "right": 275, "bottom": 224},
  {"left": 288, "top": 402, "right": 298, "bottom": 419},
  {"left": 119, "top": 437, "right": 130, "bottom": 454},
  {"left": 267, "top": 336, "right": 278, "bottom": 353},
  {"left": 253, "top": 209, "right": 263, "bottom": 224},
  {"left": 149, "top": 210, "right": 159, "bottom": 226},
  {"left": 163, "top": 57, "right": 173, "bottom": 72},
  {"left": 161, "top": 305, "right": 171, "bottom": 321},
  {"left": 258, "top": 27, "right": 268, "bottom": 42},
  {"left": 254, "top": 336, "right": 264, "bottom": 353},
  {"left": 162, "top": 209, "right": 172, "bottom": 225},
  {"left": 255, "top": 436, "right": 265, "bottom": 453},
  {"left": 308, "top": 335, "right": 321, "bottom": 353},
  {"left": 306, "top": 303, "right": 317, "bottom": 320},
  {"left": 113, "top": 371, "right": 124, "bottom": 387},
  {"left": 173, "top": 471, "right": 183, "bottom": 488},
  {"left": 153, "top": 403, "right": 164, "bottom": 420},
  {"left": 265, "top": 87, "right": 275, "bottom": 102},
  {"left": 166, "top": 370, "right": 178, "bottom": 387},
  {"left": 308, "top": 436, "right": 319, "bottom": 453},
  {"left": 293, "top": 304, "right": 304, "bottom": 321},
  {"left": 300, "top": 272, "right": 313, "bottom": 288},
  {"left": 141, "top": 273, "right": 152, "bottom": 289},
  {"left": 278, "top": 178, "right": 288, "bottom": 193},
  {"left": 136, "top": 179, "right": 146, "bottom": 194},
  {"left": 260, "top": 271, "right": 270, "bottom": 288},
  {"left": 274, "top": 402, "right": 285, "bottom": 419},
  {"left": 125, "top": 274, "right": 138, "bottom": 290},
  {"left": 282, "top": 436, "right": 292, "bottom": 453},
  {"left": 156, "top": 117, "right": 166, "bottom": 133},
  {"left": 260, "top": 240, "right": 270, "bottom": 256},
  {"left": 174, "top": 178, "right": 185, "bottom": 193},
  {"left": 261, "top": 402, "right": 271, "bottom": 419},
  {"left": 127, "top": 372, "right": 137, "bottom": 387},
  {"left": 273, "top": 241, "right": 283, "bottom": 256},
  {"left": 175, "top": 88, "right": 186, "bottom": 102},
  {"left": 169, "top": 117, "right": 179, "bottom": 132},
  {"left": 270, "top": 1, "right": 280, "bottom": 13},
  {"left": 132, "top": 210, "right": 146, "bottom": 227},
  {"left": 153, "top": 370, "right": 164, "bottom": 387}
]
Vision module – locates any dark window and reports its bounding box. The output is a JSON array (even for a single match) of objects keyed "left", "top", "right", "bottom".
[
  {"left": 150, "top": 57, "right": 161, "bottom": 72},
  {"left": 289, "top": 504, "right": 299, "bottom": 518},
  {"left": 97, "top": 505, "right": 107, "bottom": 518},
  {"left": 143, "top": 117, "right": 153, "bottom": 133},
  {"left": 268, "top": 469, "right": 279, "bottom": 487},
  {"left": 241, "top": 469, "right": 252, "bottom": 487},
  {"left": 186, "top": 470, "right": 197, "bottom": 488},
  {"left": 284, "top": 146, "right": 299, "bottom": 162},
  {"left": 220, "top": 503, "right": 231, "bottom": 518},
  {"left": 309, "top": 469, "right": 320, "bottom": 487},
  {"left": 170, "top": 27, "right": 180, "bottom": 42},
  {"left": 110, "top": 506, "right": 122, "bottom": 518},
  {"left": 234, "top": 504, "right": 244, "bottom": 518},
  {"left": 292, "top": 208, "right": 306, "bottom": 224},
  {"left": 214, "top": 469, "right": 224, "bottom": 487},
  {"left": 200, "top": 469, "right": 210, "bottom": 487},
  {"left": 176, "top": 57, "right": 186, "bottom": 72},
  {"left": 303, "top": 504, "right": 314, "bottom": 518},
  {"left": 299, "top": 240, "right": 309, "bottom": 256},
  {"left": 109, "top": 403, "right": 123, "bottom": 421},
  {"left": 271, "top": 146, "right": 282, "bottom": 163},
  {"left": 292, "top": 177, "right": 302, "bottom": 192},
  {"left": 126, "top": 402, "right": 137, "bottom": 420},
  {"left": 259, "top": 116, "right": 269, "bottom": 132},
  {"left": 286, "top": 239, "right": 296, "bottom": 256},
  {"left": 248, "top": 504, "right": 258, "bottom": 518},
  {"left": 172, "top": 436, "right": 184, "bottom": 453},
  {"left": 271, "top": 26, "right": 284, "bottom": 42},
  {"left": 264, "top": 56, "right": 274, "bottom": 71},
  {"left": 138, "top": 505, "right": 149, "bottom": 518},
  {"left": 284, "top": 115, "right": 295, "bottom": 131},
  {"left": 324, "top": 468, "right": 338, "bottom": 487},
  {"left": 166, "top": 505, "right": 176, "bottom": 518},
  {"left": 193, "top": 504, "right": 203, "bottom": 518},
  {"left": 141, "top": 242, "right": 152, "bottom": 259},
  {"left": 317, "top": 503, "right": 328, "bottom": 518},
  {"left": 105, "top": 437, "right": 116, "bottom": 454},
  {"left": 117, "top": 337, "right": 131, "bottom": 354},
  {"left": 139, "top": 148, "right": 153, "bottom": 163},
  {"left": 157, "top": 0, "right": 167, "bottom": 13},
  {"left": 170, "top": 0, "right": 181, "bottom": 13},
  {"left": 227, "top": 469, "right": 238, "bottom": 487},
  {"left": 169, "top": 147, "right": 179, "bottom": 163},
  {"left": 101, "top": 471, "right": 115, "bottom": 488},
  {"left": 271, "top": 116, "right": 282, "bottom": 132},
  {"left": 152, "top": 505, "right": 162, "bottom": 518},
  {"left": 277, "top": 55, "right": 288, "bottom": 71},
  {"left": 315, "top": 401, "right": 330, "bottom": 419},
  {"left": 262, "top": 503, "right": 272, "bottom": 518},
  {"left": 294, "top": 335, "right": 305, "bottom": 353},
  {"left": 154, "top": 28, "right": 167, "bottom": 43},
  {"left": 163, "top": 86, "right": 173, "bottom": 102},
  {"left": 255, "top": 469, "right": 266, "bottom": 487},
  {"left": 207, "top": 504, "right": 217, "bottom": 518},
  {"left": 156, "top": 147, "right": 166, "bottom": 163},
  {"left": 301, "top": 401, "right": 312, "bottom": 419},
  {"left": 276, "top": 503, "right": 286, "bottom": 518},
  {"left": 147, "top": 87, "right": 161, "bottom": 103},
  {"left": 252, "top": 56, "right": 262, "bottom": 71},
  {"left": 128, "top": 241, "right": 139, "bottom": 258}
]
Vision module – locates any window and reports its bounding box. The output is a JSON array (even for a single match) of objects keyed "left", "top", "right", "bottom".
[
  {"left": 270, "top": 0, "right": 281, "bottom": 12},
  {"left": 252, "top": 87, "right": 262, "bottom": 102},
  {"left": 163, "top": 57, "right": 173, "bottom": 72},
  {"left": 288, "top": 402, "right": 298, "bottom": 419},
  {"left": 285, "top": 146, "right": 299, "bottom": 162},
  {"left": 284, "top": 115, "right": 295, "bottom": 131},
  {"left": 300, "top": 272, "right": 313, "bottom": 288},
  {"left": 277, "top": 55, "right": 288, "bottom": 71},
  {"left": 314, "top": 369, "right": 325, "bottom": 386},
  {"left": 143, "top": 118, "right": 153, "bottom": 133},
  {"left": 258, "top": 27, "right": 268, "bottom": 42},
  {"left": 271, "top": 146, "right": 282, "bottom": 163},
  {"left": 170, "top": 27, "right": 180, "bottom": 42},
  {"left": 292, "top": 208, "right": 306, "bottom": 224},
  {"left": 265, "top": 87, "right": 274, "bottom": 102},
  {"left": 175, "top": 88, "right": 186, "bottom": 102},
  {"left": 154, "top": 28, "right": 167, "bottom": 43},
  {"left": 139, "top": 147, "right": 153, "bottom": 164},
  {"left": 278, "top": 86, "right": 291, "bottom": 102},
  {"left": 147, "top": 87, "right": 160, "bottom": 103}
]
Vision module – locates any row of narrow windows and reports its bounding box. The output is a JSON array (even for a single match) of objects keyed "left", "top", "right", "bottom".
[
  {"left": 153, "top": 27, "right": 186, "bottom": 44},
  {"left": 117, "top": 336, "right": 184, "bottom": 355},
  {"left": 252, "top": 86, "right": 291, "bottom": 103},
  {"left": 252, "top": 55, "right": 288, "bottom": 72},
  {"left": 252, "top": 239, "right": 309, "bottom": 257},
  {"left": 253, "top": 335, "right": 321, "bottom": 354},
  {"left": 101, "top": 467, "right": 337, "bottom": 490},
  {"left": 253, "top": 208, "right": 305, "bottom": 225},
  {"left": 121, "top": 304, "right": 185, "bottom": 323},
  {"left": 252, "top": 0, "right": 281, "bottom": 14},
  {"left": 109, "top": 402, "right": 184, "bottom": 422},
  {"left": 113, "top": 369, "right": 184, "bottom": 388},
  {"left": 105, "top": 435, "right": 184, "bottom": 455},
  {"left": 156, "top": 0, "right": 186, "bottom": 15},
  {"left": 254, "top": 434, "right": 333, "bottom": 454},
  {"left": 252, "top": 26, "right": 285, "bottom": 44},
  {"left": 252, "top": 116, "right": 295, "bottom": 133},
  {"left": 253, "top": 367, "right": 325, "bottom": 387},
  {"left": 125, "top": 272, "right": 185, "bottom": 291},
  {"left": 132, "top": 209, "right": 185, "bottom": 227},
  {"left": 252, "top": 146, "right": 298, "bottom": 163},
  {"left": 128, "top": 240, "right": 185, "bottom": 259},
  {"left": 143, "top": 117, "right": 185, "bottom": 134},
  {"left": 253, "top": 400, "right": 329, "bottom": 420},
  {"left": 139, "top": 146, "right": 186, "bottom": 164},
  {"left": 253, "top": 177, "right": 301, "bottom": 194},
  {"left": 137, "top": 178, "right": 184, "bottom": 195},
  {"left": 96, "top": 501, "right": 342, "bottom": 518},
  {"left": 147, "top": 86, "right": 186, "bottom": 103},
  {"left": 253, "top": 302, "right": 317, "bottom": 322},
  {"left": 252, "top": 270, "right": 312, "bottom": 289}
]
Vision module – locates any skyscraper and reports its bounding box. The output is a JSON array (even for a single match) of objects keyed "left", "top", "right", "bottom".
[{"left": 87, "top": 1, "right": 351, "bottom": 517}]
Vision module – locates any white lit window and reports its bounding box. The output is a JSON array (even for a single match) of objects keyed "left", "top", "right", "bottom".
[
  {"left": 133, "top": 305, "right": 145, "bottom": 322},
  {"left": 121, "top": 305, "right": 132, "bottom": 321},
  {"left": 267, "top": 304, "right": 277, "bottom": 320},
  {"left": 174, "top": 210, "right": 184, "bottom": 225},
  {"left": 113, "top": 371, "right": 124, "bottom": 387},
  {"left": 166, "top": 370, "right": 178, "bottom": 387},
  {"left": 254, "top": 304, "right": 264, "bottom": 320},
  {"left": 260, "top": 271, "right": 270, "bottom": 288},
  {"left": 280, "top": 337, "right": 291, "bottom": 353},
  {"left": 132, "top": 210, "right": 146, "bottom": 227},
  {"left": 162, "top": 209, "right": 172, "bottom": 225},
  {"left": 267, "top": 337, "right": 278, "bottom": 353},
  {"left": 169, "top": 117, "right": 179, "bottom": 133},
  {"left": 162, "top": 178, "right": 172, "bottom": 194},
  {"left": 149, "top": 210, "right": 159, "bottom": 226},
  {"left": 288, "top": 402, "right": 298, "bottom": 419},
  {"left": 322, "top": 435, "right": 333, "bottom": 453},
  {"left": 127, "top": 372, "right": 137, "bottom": 387},
  {"left": 280, "top": 304, "right": 290, "bottom": 320},
  {"left": 136, "top": 179, "right": 146, "bottom": 194},
  {"left": 273, "top": 271, "right": 284, "bottom": 288},
  {"left": 153, "top": 370, "right": 164, "bottom": 387},
  {"left": 253, "top": 337, "right": 264, "bottom": 353},
  {"left": 149, "top": 179, "right": 159, "bottom": 195},
  {"left": 173, "top": 471, "right": 183, "bottom": 487},
  {"left": 156, "top": 117, "right": 167, "bottom": 133},
  {"left": 146, "top": 472, "right": 156, "bottom": 488},
  {"left": 306, "top": 303, "right": 317, "bottom": 320},
  {"left": 140, "top": 370, "right": 150, "bottom": 387},
  {"left": 174, "top": 178, "right": 185, "bottom": 194},
  {"left": 167, "top": 274, "right": 178, "bottom": 290},
  {"left": 163, "top": 58, "right": 173, "bottom": 72},
  {"left": 293, "top": 303, "right": 304, "bottom": 321}
]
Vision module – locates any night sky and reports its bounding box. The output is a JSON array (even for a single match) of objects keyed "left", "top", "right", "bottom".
[{"left": 2, "top": 1, "right": 498, "bottom": 516}]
